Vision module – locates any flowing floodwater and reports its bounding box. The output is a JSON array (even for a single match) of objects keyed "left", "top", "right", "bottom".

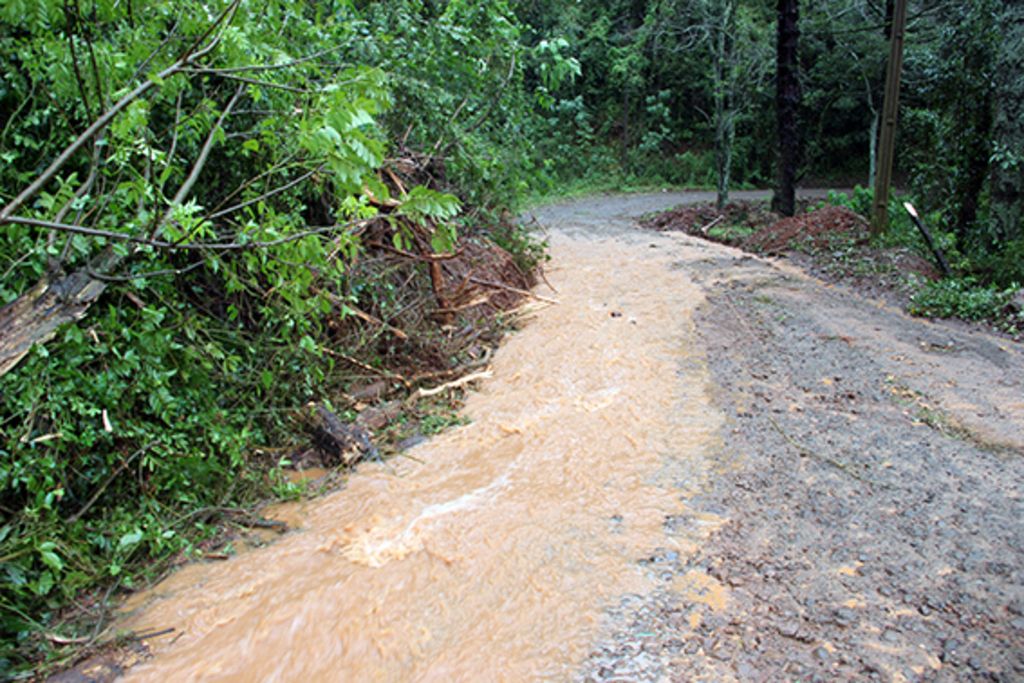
[{"left": 120, "top": 209, "right": 728, "bottom": 682}]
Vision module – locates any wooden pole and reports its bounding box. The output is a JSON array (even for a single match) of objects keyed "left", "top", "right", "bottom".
[{"left": 871, "top": 0, "right": 908, "bottom": 237}]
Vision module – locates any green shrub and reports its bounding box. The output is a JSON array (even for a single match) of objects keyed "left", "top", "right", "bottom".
[
  {"left": 908, "top": 277, "right": 1021, "bottom": 324},
  {"left": 670, "top": 150, "right": 715, "bottom": 187}
]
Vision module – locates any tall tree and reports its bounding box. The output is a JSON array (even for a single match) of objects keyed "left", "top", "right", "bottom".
[
  {"left": 991, "top": 0, "right": 1024, "bottom": 245},
  {"left": 774, "top": 0, "right": 799, "bottom": 216},
  {"left": 870, "top": 0, "right": 907, "bottom": 236},
  {"left": 710, "top": 0, "right": 737, "bottom": 208}
]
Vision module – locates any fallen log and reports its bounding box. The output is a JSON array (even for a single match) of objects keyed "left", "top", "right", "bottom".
[
  {"left": 0, "top": 247, "right": 117, "bottom": 377},
  {"left": 301, "top": 401, "right": 376, "bottom": 467}
]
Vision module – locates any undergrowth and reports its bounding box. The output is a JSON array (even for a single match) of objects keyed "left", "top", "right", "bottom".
[
  {"left": 909, "top": 278, "right": 1023, "bottom": 333},
  {"left": 825, "top": 187, "right": 1023, "bottom": 334}
]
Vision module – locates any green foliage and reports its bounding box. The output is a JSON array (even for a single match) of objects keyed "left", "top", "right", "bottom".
[
  {"left": 488, "top": 215, "right": 549, "bottom": 274},
  {"left": 513, "top": 0, "right": 1019, "bottom": 292},
  {"left": 825, "top": 186, "right": 916, "bottom": 248},
  {"left": 346, "top": 0, "right": 529, "bottom": 209},
  {"left": 901, "top": 0, "right": 999, "bottom": 246},
  {"left": 982, "top": 239, "right": 1024, "bottom": 289},
  {"left": 0, "top": 0, "right": 515, "bottom": 675},
  {"left": 669, "top": 150, "right": 716, "bottom": 187},
  {"left": 909, "top": 278, "right": 1022, "bottom": 330},
  {"left": 420, "top": 412, "right": 472, "bottom": 436}
]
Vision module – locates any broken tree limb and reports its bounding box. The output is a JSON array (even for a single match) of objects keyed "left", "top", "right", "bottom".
[
  {"left": 405, "top": 370, "right": 492, "bottom": 406},
  {"left": 366, "top": 240, "right": 465, "bottom": 262},
  {"left": 0, "top": 247, "right": 118, "bottom": 377},
  {"left": 538, "top": 267, "right": 558, "bottom": 294},
  {"left": 432, "top": 294, "right": 494, "bottom": 315},
  {"left": 468, "top": 277, "right": 559, "bottom": 305},
  {"left": 302, "top": 401, "right": 376, "bottom": 467},
  {"left": 318, "top": 346, "right": 408, "bottom": 383},
  {"left": 311, "top": 287, "right": 409, "bottom": 339},
  {"left": 66, "top": 440, "right": 160, "bottom": 524},
  {"left": 700, "top": 215, "right": 724, "bottom": 235},
  {"left": 408, "top": 349, "right": 493, "bottom": 384}
]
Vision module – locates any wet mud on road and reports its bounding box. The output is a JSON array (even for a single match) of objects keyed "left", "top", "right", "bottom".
[{"left": 528, "top": 194, "right": 1024, "bottom": 682}]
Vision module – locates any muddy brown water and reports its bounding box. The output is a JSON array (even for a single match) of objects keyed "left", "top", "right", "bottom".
[{"left": 119, "top": 196, "right": 740, "bottom": 682}]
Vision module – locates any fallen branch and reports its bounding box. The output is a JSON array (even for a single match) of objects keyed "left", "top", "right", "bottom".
[
  {"left": 405, "top": 370, "right": 492, "bottom": 405},
  {"left": 319, "top": 346, "right": 408, "bottom": 383},
  {"left": 433, "top": 294, "right": 494, "bottom": 315},
  {"left": 903, "top": 202, "right": 953, "bottom": 278},
  {"left": 409, "top": 350, "right": 492, "bottom": 383},
  {"left": 367, "top": 240, "right": 465, "bottom": 262},
  {"left": 301, "top": 401, "right": 376, "bottom": 467},
  {"left": 227, "top": 516, "right": 286, "bottom": 530},
  {"left": 312, "top": 287, "right": 408, "bottom": 339},
  {"left": 468, "top": 277, "right": 559, "bottom": 304},
  {"left": 538, "top": 267, "right": 558, "bottom": 293},
  {"left": 700, "top": 215, "right": 724, "bottom": 235},
  {"left": 67, "top": 441, "right": 159, "bottom": 524},
  {"left": 128, "top": 627, "right": 176, "bottom": 642}
]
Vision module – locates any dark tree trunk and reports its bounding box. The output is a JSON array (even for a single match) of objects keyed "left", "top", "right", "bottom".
[
  {"left": 774, "top": 0, "right": 800, "bottom": 217},
  {"left": 991, "top": 0, "right": 1024, "bottom": 244},
  {"left": 621, "top": 82, "right": 630, "bottom": 177},
  {"left": 954, "top": 94, "right": 993, "bottom": 245}
]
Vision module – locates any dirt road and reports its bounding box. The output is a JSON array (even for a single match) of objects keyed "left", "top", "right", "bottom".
[
  {"left": 61, "top": 191, "right": 1023, "bottom": 683},
  {"left": 527, "top": 193, "right": 1024, "bottom": 682}
]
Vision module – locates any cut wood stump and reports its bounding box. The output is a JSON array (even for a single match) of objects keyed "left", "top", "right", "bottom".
[{"left": 300, "top": 401, "right": 376, "bottom": 468}]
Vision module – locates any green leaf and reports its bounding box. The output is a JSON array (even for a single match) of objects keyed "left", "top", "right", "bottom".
[
  {"left": 401, "top": 186, "right": 461, "bottom": 220},
  {"left": 119, "top": 529, "right": 144, "bottom": 550},
  {"left": 37, "top": 542, "right": 63, "bottom": 572},
  {"left": 298, "top": 335, "right": 317, "bottom": 354},
  {"left": 35, "top": 570, "right": 55, "bottom": 596}
]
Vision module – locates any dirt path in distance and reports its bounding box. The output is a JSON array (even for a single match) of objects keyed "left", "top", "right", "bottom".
[{"left": 528, "top": 193, "right": 1024, "bottom": 683}]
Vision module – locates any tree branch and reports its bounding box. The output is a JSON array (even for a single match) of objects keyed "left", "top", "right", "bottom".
[
  {"left": 157, "top": 83, "right": 245, "bottom": 240},
  {"left": 186, "top": 45, "right": 347, "bottom": 74},
  {"left": 183, "top": 69, "right": 319, "bottom": 94},
  {"left": 0, "top": 37, "right": 221, "bottom": 225},
  {"left": 84, "top": 259, "right": 206, "bottom": 283},
  {"left": 3, "top": 215, "right": 372, "bottom": 252},
  {"left": 207, "top": 166, "right": 322, "bottom": 220},
  {"left": 64, "top": 0, "right": 94, "bottom": 123}
]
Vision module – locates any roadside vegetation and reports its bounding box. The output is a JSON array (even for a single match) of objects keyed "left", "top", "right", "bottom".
[{"left": 0, "top": 0, "right": 1021, "bottom": 678}]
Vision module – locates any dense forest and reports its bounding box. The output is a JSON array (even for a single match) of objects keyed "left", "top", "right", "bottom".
[{"left": 1, "top": 0, "right": 1021, "bottom": 676}]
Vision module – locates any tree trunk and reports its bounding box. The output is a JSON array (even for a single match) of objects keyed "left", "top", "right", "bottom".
[
  {"left": 301, "top": 401, "right": 375, "bottom": 468},
  {"left": 991, "top": 0, "right": 1024, "bottom": 244},
  {"left": 621, "top": 82, "right": 630, "bottom": 177},
  {"left": 715, "top": 113, "right": 734, "bottom": 210},
  {"left": 954, "top": 92, "right": 993, "bottom": 245},
  {"left": 774, "top": 0, "right": 800, "bottom": 217},
  {"left": 712, "top": 0, "right": 734, "bottom": 210},
  {"left": 868, "top": 109, "right": 879, "bottom": 189}
]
